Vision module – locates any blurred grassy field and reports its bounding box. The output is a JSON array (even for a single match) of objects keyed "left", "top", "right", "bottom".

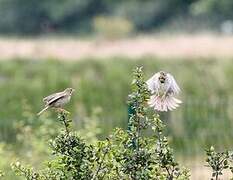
[
  {"left": 0, "top": 57, "right": 233, "bottom": 179},
  {"left": 1, "top": 35, "right": 233, "bottom": 60},
  {"left": 0, "top": 57, "right": 233, "bottom": 155}
]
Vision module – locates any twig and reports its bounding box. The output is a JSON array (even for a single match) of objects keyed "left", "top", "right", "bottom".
[
  {"left": 91, "top": 142, "right": 110, "bottom": 180},
  {"left": 61, "top": 113, "right": 69, "bottom": 134},
  {"left": 165, "top": 166, "right": 172, "bottom": 180}
]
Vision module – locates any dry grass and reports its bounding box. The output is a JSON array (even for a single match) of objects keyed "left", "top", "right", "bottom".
[{"left": 0, "top": 34, "right": 233, "bottom": 60}]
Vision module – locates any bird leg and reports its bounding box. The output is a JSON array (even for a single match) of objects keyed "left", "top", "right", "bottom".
[
  {"left": 162, "top": 88, "right": 170, "bottom": 100},
  {"left": 161, "top": 93, "right": 167, "bottom": 101}
]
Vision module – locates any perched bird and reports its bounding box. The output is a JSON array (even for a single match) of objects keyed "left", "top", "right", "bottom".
[
  {"left": 146, "top": 71, "right": 181, "bottom": 111},
  {"left": 37, "top": 88, "right": 75, "bottom": 116}
]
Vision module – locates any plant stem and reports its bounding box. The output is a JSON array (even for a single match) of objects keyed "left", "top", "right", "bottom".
[
  {"left": 215, "top": 172, "right": 218, "bottom": 180},
  {"left": 136, "top": 112, "right": 140, "bottom": 152},
  {"left": 165, "top": 166, "right": 172, "bottom": 180},
  {"left": 92, "top": 146, "right": 109, "bottom": 180},
  {"left": 61, "top": 113, "right": 69, "bottom": 134}
]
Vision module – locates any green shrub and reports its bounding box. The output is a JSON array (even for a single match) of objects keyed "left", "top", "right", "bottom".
[{"left": 205, "top": 146, "right": 233, "bottom": 180}]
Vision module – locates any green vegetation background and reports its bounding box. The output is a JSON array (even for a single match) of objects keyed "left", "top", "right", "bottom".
[
  {"left": 0, "top": 0, "right": 232, "bottom": 34},
  {"left": 0, "top": 57, "right": 233, "bottom": 179},
  {"left": 1, "top": 58, "right": 233, "bottom": 153}
]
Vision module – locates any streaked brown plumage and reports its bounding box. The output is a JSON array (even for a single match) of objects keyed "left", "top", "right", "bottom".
[{"left": 37, "top": 88, "right": 75, "bottom": 116}]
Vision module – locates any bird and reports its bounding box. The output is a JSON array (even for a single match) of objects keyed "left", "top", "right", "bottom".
[
  {"left": 146, "top": 71, "right": 182, "bottom": 112},
  {"left": 37, "top": 88, "right": 75, "bottom": 116}
]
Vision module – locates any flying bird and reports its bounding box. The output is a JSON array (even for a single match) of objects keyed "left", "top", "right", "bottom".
[
  {"left": 37, "top": 88, "right": 75, "bottom": 116},
  {"left": 146, "top": 71, "right": 182, "bottom": 111}
]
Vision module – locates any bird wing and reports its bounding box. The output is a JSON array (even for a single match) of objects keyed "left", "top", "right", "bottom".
[
  {"left": 43, "top": 91, "right": 64, "bottom": 103},
  {"left": 46, "top": 93, "right": 67, "bottom": 106},
  {"left": 167, "top": 73, "right": 180, "bottom": 95},
  {"left": 146, "top": 72, "right": 160, "bottom": 94}
]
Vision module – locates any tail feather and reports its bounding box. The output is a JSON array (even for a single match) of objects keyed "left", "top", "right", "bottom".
[
  {"left": 148, "top": 95, "right": 182, "bottom": 112},
  {"left": 169, "top": 98, "right": 178, "bottom": 109},
  {"left": 162, "top": 99, "right": 167, "bottom": 111},
  {"left": 162, "top": 98, "right": 168, "bottom": 111},
  {"left": 166, "top": 98, "right": 174, "bottom": 110},
  {"left": 167, "top": 97, "right": 181, "bottom": 110},
  {"left": 37, "top": 106, "right": 49, "bottom": 116},
  {"left": 148, "top": 95, "right": 157, "bottom": 107},
  {"left": 173, "top": 97, "right": 182, "bottom": 104}
]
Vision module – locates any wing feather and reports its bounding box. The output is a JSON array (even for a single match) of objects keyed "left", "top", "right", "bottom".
[
  {"left": 167, "top": 73, "right": 180, "bottom": 95},
  {"left": 47, "top": 93, "right": 66, "bottom": 106},
  {"left": 146, "top": 72, "right": 160, "bottom": 94},
  {"left": 43, "top": 92, "right": 64, "bottom": 103}
]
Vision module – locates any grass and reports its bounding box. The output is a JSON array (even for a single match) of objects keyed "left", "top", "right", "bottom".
[{"left": 0, "top": 57, "right": 233, "bottom": 155}]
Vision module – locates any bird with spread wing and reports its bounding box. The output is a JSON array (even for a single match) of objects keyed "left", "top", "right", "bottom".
[
  {"left": 146, "top": 71, "right": 182, "bottom": 111},
  {"left": 37, "top": 88, "right": 75, "bottom": 116}
]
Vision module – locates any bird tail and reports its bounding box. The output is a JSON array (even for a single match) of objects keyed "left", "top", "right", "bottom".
[
  {"left": 37, "top": 106, "right": 49, "bottom": 116},
  {"left": 148, "top": 95, "right": 182, "bottom": 112}
]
